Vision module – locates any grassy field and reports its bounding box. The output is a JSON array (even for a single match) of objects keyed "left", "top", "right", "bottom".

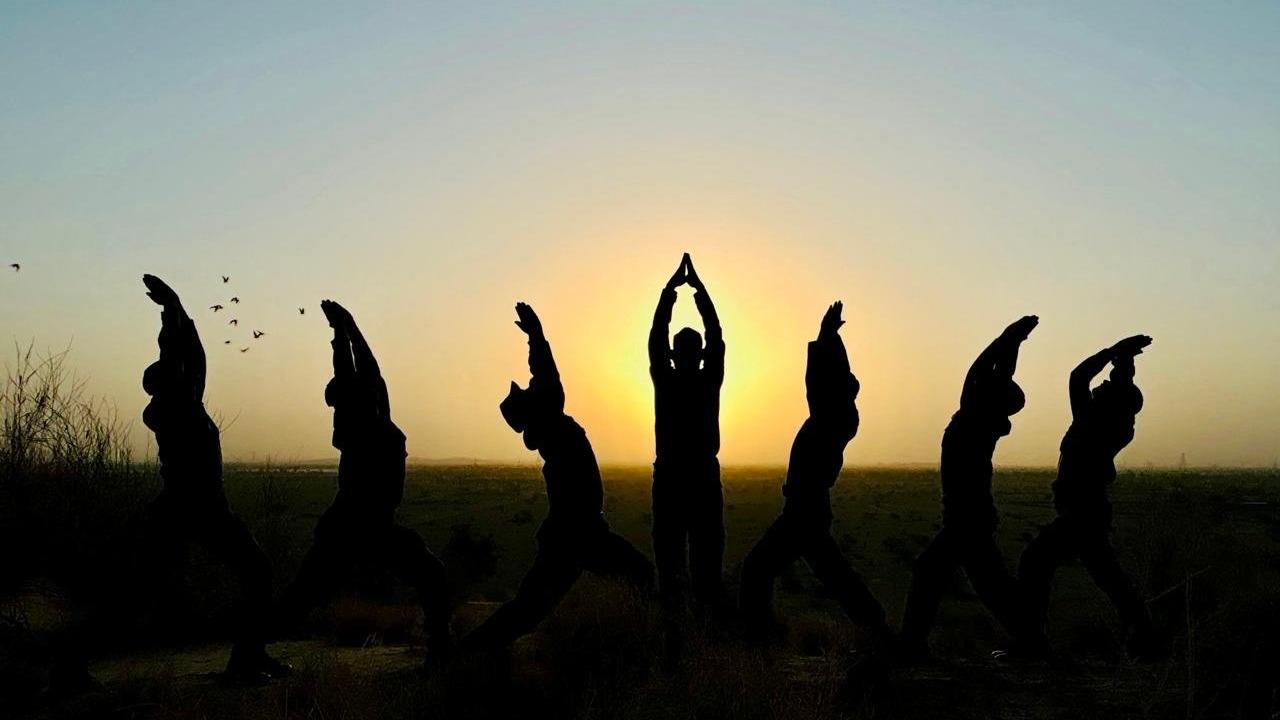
[{"left": 5, "top": 463, "right": 1279, "bottom": 719}]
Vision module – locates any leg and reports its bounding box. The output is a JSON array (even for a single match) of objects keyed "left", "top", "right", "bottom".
[
  {"left": 385, "top": 524, "right": 453, "bottom": 654},
  {"left": 1016, "top": 518, "right": 1075, "bottom": 648},
  {"left": 582, "top": 527, "right": 656, "bottom": 592},
  {"left": 464, "top": 541, "right": 581, "bottom": 650},
  {"left": 652, "top": 476, "right": 690, "bottom": 619},
  {"left": 900, "top": 528, "right": 960, "bottom": 651},
  {"left": 1076, "top": 532, "right": 1154, "bottom": 643},
  {"left": 276, "top": 525, "right": 348, "bottom": 635},
  {"left": 687, "top": 473, "right": 726, "bottom": 613},
  {"left": 960, "top": 533, "right": 1025, "bottom": 640},
  {"left": 739, "top": 515, "right": 803, "bottom": 641},
  {"left": 198, "top": 510, "right": 274, "bottom": 661},
  {"left": 803, "top": 532, "right": 889, "bottom": 634}
]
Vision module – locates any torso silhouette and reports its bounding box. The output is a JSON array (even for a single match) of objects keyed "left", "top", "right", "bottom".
[
  {"left": 144, "top": 396, "right": 223, "bottom": 498},
  {"left": 536, "top": 414, "right": 605, "bottom": 524},
  {"left": 1053, "top": 357, "right": 1142, "bottom": 513},
  {"left": 334, "top": 415, "right": 407, "bottom": 517},
  {"left": 781, "top": 333, "right": 859, "bottom": 516},
  {"left": 939, "top": 406, "right": 1010, "bottom": 528},
  {"left": 652, "top": 365, "right": 722, "bottom": 462}
]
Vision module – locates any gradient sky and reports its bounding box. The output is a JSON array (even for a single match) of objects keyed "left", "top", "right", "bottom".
[{"left": 1, "top": 2, "right": 1276, "bottom": 467}]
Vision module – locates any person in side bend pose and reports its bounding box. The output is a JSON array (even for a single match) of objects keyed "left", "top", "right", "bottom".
[
  {"left": 649, "top": 253, "right": 726, "bottom": 635},
  {"left": 277, "top": 300, "right": 452, "bottom": 668},
  {"left": 898, "top": 316, "right": 1038, "bottom": 663},
  {"left": 137, "top": 274, "right": 287, "bottom": 682},
  {"left": 739, "top": 302, "right": 891, "bottom": 650},
  {"left": 1015, "top": 335, "right": 1161, "bottom": 659},
  {"left": 462, "top": 303, "right": 654, "bottom": 650}
]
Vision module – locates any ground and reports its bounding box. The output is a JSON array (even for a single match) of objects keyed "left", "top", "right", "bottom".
[{"left": 5, "top": 465, "right": 1278, "bottom": 719}]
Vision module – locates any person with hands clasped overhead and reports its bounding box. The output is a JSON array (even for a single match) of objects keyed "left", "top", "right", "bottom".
[{"left": 1014, "top": 334, "right": 1163, "bottom": 660}]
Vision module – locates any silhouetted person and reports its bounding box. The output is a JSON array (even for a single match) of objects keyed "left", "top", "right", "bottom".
[
  {"left": 650, "top": 253, "right": 726, "bottom": 636},
  {"left": 899, "top": 316, "right": 1038, "bottom": 662},
  {"left": 462, "top": 303, "right": 654, "bottom": 650},
  {"left": 136, "top": 274, "right": 286, "bottom": 682},
  {"left": 277, "top": 300, "right": 452, "bottom": 668},
  {"left": 740, "top": 302, "right": 890, "bottom": 649},
  {"left": 1016, "top": 335, "right": 1160, "bottom": 659}
]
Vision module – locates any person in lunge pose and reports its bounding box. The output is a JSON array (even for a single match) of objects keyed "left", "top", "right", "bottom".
[
  {"left": 649, "top": 253, "right": 726, "bottom": 652},
  {"left": 137, "top": 274, "right": 287, "bottom": 683},
  {"left": 898, "top": 316, "right": 1038, "bottom": 663},
  {"left": 739, "top": 302, "right": 891, "bottom": 650},
  {"left": 278, "top": 300, "right": 452, "bottom": 669},
  {"left": 1015, "top": 334, "right": 1161, "bottom": 659},
  {"left": 462, "top": 303, "right": 654, "bottom": 650}
]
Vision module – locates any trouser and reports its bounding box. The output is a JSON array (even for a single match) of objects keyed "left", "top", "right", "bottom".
[
  {"left": 135, "top": 491, "right": 273, "bottom": 660},
  {"left": 740, "top": 506, "right": 887, "bottom": 640},
  {"left": 652, "top": 458, "right": 725, "bottom": 619},
  {"left": 1017, "top": 511, "right": 1152, "bottom": 644},
  {"left": 900, "top": 524, "right": 1023, "bottom": 647},
  {"left": 279, "top": 506, "right": 451, "bottom": 652},
  {"left": 464, "top": 518, "right": 654, "bottom": 650}
]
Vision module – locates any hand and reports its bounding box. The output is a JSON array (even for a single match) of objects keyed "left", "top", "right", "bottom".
[
  {"left": 1003, "top": 315, "right": 1039, "bottom": 342},
  {"left": 320, "top": 299, "right": 351, "bottom": 329},
  {"left": 142, "top": 274, "right": 179, "bottom": 307},
  {"left": 683, "top": 253, "right": 705, "bottom": 291},
  {"left": 665, "top": 254, "right": 688, "bottom": 290},
  {"left": 1110, "top": 334, "right": 1152, "bottom": 358},
  {"left": 514, "top": 302, "right": 543, "bottom": 337},
  {"left": 820, "top": 301, "right": 845, "bottom": 336}
]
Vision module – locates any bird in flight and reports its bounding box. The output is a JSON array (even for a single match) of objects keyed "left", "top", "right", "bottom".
[
  {"left": 230, "top": 297, "right": 240, "bottom": 304},
  {"left": 224, "top": 340, "right": 231, "bottom": 345},
  {"left": 298, "top": 307, "right": 306, "bottom": 315},
  {"left": 210, "top": 304, "right": 224, "bottom": 312},
  {"left": 229, "top": 318, "right": 239, "bottom": 326},
  {"left": 9, "top": 263, "right": 18, "bottom": 272},
  {"left": 240, "top": 347, "right": 249, "bottom": 353},
  {"left": 253, "top": 330, "right": 266, "bottom": 339},
  {"left": 222, "top": 275, "right": 230, "bottom": 283}
]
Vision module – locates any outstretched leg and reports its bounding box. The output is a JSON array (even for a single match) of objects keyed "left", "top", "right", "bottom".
[
  {"left": 960, "top": 533, "right": 1025, "bottom": 641},
  {"left": 740, "top": 515, "right": 803, "bottom": 642},
  {"left": 464, "top": 541, "right": 581, "bottom": 650},
  {"left": 199, "top": 509, "right": 287, "bottom": 677},
  {"left": 582, "top": 527, "right": 656, "bottom": 592},
  {"left": 385, "top": 524, "right": 453, "bottom": 656},
  {"left": 1016, "top": 518, "right": 1075, "bottom": 651},
  {"left": 900, "top": 528, "right": 960, "bottom": 654},
  {"left": 803, "top": 532, "right": 889, "bottom": 634},
  {"left": 1076, "top": 531, "right": 1155, "bottom": 651}
]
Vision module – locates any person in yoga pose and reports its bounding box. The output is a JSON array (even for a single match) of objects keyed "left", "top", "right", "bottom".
[
  {"left": 739, "top": 302, "right": 890, "bottom": 652},
  {"left": 137, "top": 274, "right": 287, "bottom": 683},
  {"left": 277, "top": 300, "right": 452, "bottom": 669},
  {"left": 899, "top": 316, "right": 1038, "bottom": 662},
  {"left": 462, "top": 303, "right": 654, "bottom": 650},
  {"left": 1016, "top": 334, "right": 1161, "bottom": 659}
]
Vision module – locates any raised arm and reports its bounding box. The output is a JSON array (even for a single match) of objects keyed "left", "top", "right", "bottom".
[
  {"left": 345, "top": 315, "right": 391, "bottom": 417},
  {"left": 960, "top": 316, "right": 1037, "bottom": 410},
  {"left": 144, "top": 274, "right": 205, "bottom": 401},
  {"left": 649, "top": 257, "right": 686, "bottom": 372},
  {"left": 685, "top": 255, "right": 724, "bottom": 378},
  {"left": 516, "top": 302, "right": 565, "bottom": 415},
  {"left": 806, "top": 301, "right": 854, "bottom": 420},
  {"left": 321, "top": 300, "right": 355, "bottom": 382},
  {"left": 1069, "top": 349, "right": 1113, "bottom": 419}
]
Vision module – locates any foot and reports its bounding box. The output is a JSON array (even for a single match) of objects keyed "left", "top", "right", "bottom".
[
  {"left": 224, "top": 648, "right": 291, "bottom": 684},
  {"left": 839, "top": 644, "right": 892, "bottom": 709},
  {"left": 991, "top": 638, "right": 1050, "bottom": 664}
]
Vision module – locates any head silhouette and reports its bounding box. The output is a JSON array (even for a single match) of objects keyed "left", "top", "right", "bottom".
[
  {"left": 326, "top": 377, "right": 378, "bottom": 448},
  {"left": 1003, "top": 380, "right": 1027, "bottom": 417},
  {"left": 672, "top": 327, "right": 703, "bottom": 371},
  {"left": 1090, "top": 360, "right": 1143, "bottom": 451},
  {"left": 501, "top": 381, "right": 545, "bottom": 450}
]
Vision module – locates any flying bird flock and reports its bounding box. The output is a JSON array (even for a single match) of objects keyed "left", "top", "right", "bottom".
[{"left": 210, "top": 274, "right": 296, "bottom": 355}]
